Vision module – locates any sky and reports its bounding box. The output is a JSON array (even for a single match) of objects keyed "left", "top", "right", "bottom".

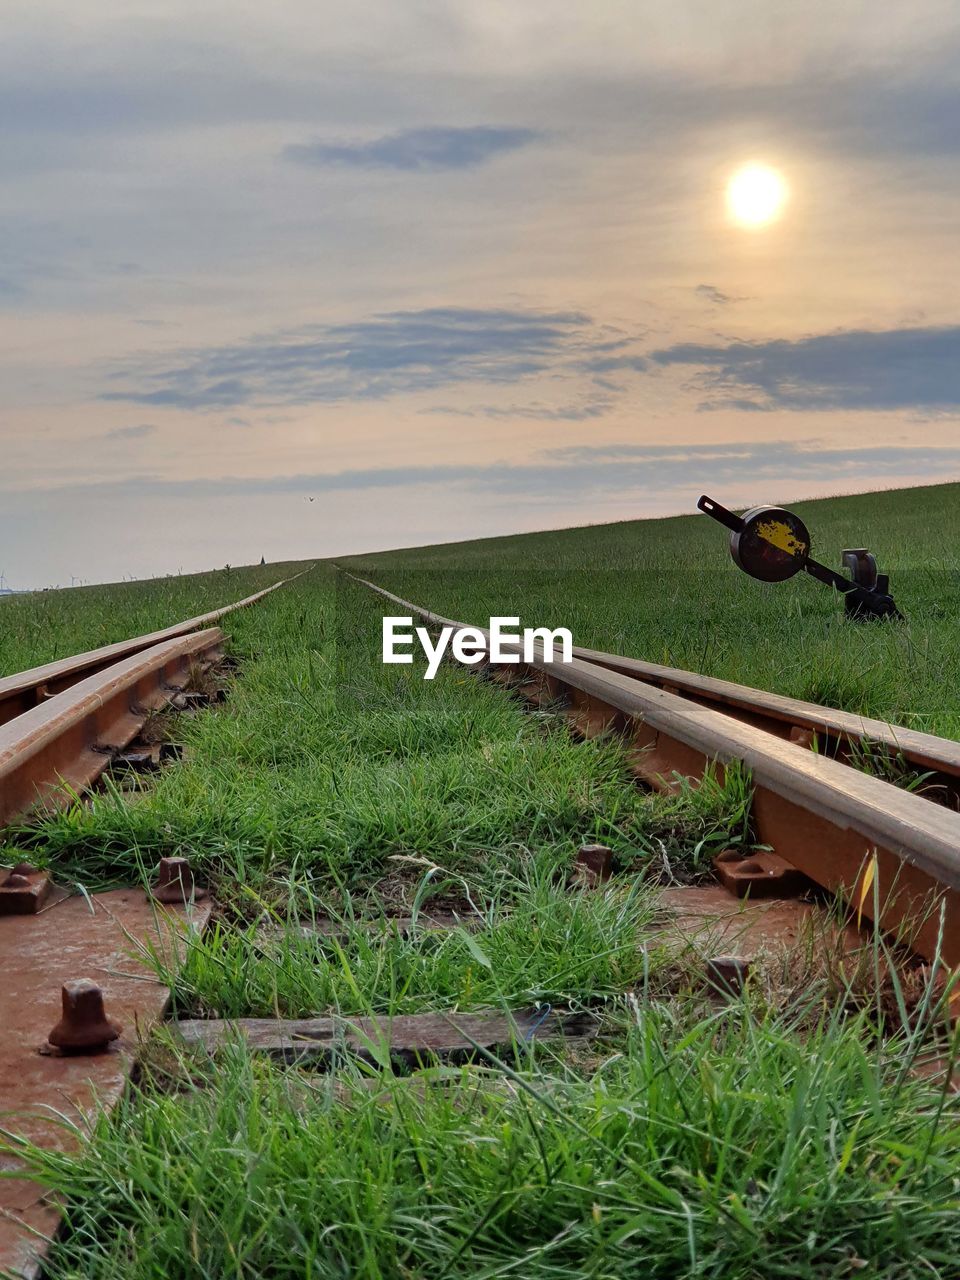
[{"left": 3, "top": 0, "right": 960, "bottom": 586}]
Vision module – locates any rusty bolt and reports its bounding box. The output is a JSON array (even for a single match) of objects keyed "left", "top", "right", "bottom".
[
  {"left": 11, "top": 862, "right": 38, "bottom": 876},
  {"left": 574, "top": 844, "right": 614, "bottom": 885},
  {"left": 44, "top": 979, "right": 122, "bottom": 1053},
  {"left": 151, "top": 856, "right": 207, "bottom": 904},
  {"left": 4, "top": 873, "right": 30, "bottom": 888},
  {"left": 705, "top": 955, "right": 751, "bottom": 997}
]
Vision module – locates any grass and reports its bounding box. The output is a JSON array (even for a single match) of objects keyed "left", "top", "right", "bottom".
[
  {"left": 11, "top": 1001, "right": 960, "bottom": 1278},
  {"left": 343, "top": 481, "right": 960, "bottom": 738},
  {"left": 3, "top": 481, "right": 960, "bottom": 1278},
  {"left": 8, "top": 570, "right": 750, "bottom": 897},
  {"left": 148, "top": 868, "right": 662, "bottom": 1019},
  {"left": 0, "top": 561, "right": 309, "bottom": 676}
]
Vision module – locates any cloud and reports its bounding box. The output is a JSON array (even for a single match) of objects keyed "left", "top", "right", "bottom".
[
  {"left": 697, "top": 398, "right": 772, "bottom": 414},
  {"left": 102, "top": 312, "right": 960, "bottom": 421},
  {"left": 8, "top": 441, "right": 960, "bottom": 506},
  {"left": 104, "top": 422, "right": 158, "bottom": 440},
  {"left": 420, "top": 399, "right": 612, "bottom": 421},
  {"left": 5, "top": 36, "right": 960, "bottom": 169},
  {"left": 101, "top": 307, "right": 638, "bottom": 409},
  {"left": 651, "top": 325, "right": 960, "bottom": 412},
  {"left": 577, "top": 354, "right": 649, "bottom": 375},
  {"left": 284, "top": 126, "right": 541, "bottom": 172},
  {"left": 695, "top": 285, "right": 744, "bottom": 306}
]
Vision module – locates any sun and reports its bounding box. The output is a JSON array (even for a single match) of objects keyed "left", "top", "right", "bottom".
[{"left": 726, "top": 163, "right": 788, "bottom": 229}]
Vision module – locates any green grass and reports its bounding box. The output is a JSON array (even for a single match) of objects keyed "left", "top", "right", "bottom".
[
  {"left": 11, "top": 1001, "right": 960, "bottom": 1278},
  {"left": 0, "top": 560, "right": 310, "bottom": 676},
  {"left": 148, "top": 869, "right": 662, "bottom": 1019},
  {"left": 343, "top": 481, "right": 960, "bottom": 737},
  {"left": 4, "top": 481, "right": 960, "bottom": 1279},
  {"left": 10, "top": 570, "right": 750, "bottom": 896}
]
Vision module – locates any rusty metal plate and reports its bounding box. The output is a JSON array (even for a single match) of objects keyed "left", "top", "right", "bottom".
[
  {"left": 656, "top": 885, "right": 834, "bottom": 955},
  {"left": 0, "top": 888, "right": 210, "bottom": 1279},
  {"left": 713, "top": 848, "right": 812, "bottom": 899},
  {"left": 0, "top": 867, "right": 52, "bottom": 916}
]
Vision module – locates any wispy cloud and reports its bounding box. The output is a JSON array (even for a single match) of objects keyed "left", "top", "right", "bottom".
[
  {"left": 104, "top": 422, "right": 158, "bottom": 440},
  {"left": 102, "top": 312, "right": 960, "bottom": 419},
  {"left": 9, "top": 441, "right": 960, "bottom": 505},
  {"left": 101, "top": 307, "right": 637, "bottom": 410},
  {"left": 284, "top": 126, "right": 542, "bottom": 172},
  {"left": 577, "top": 354, "right": 649, "bottom": 375},
  {"left": 695, "top": 285, "right": 744, "bottom": 306},
  {"left": 5, "top": 41, "right": 960, "bottom": 167},
  {"left": 697, "top": 398, "right": 772, "bottom": 414},
  {"left": 421, "top": 399, "right": 612, "bottom": 422},
  {"left": 651, "top": 325, "right": 960, "bottom": 412}
]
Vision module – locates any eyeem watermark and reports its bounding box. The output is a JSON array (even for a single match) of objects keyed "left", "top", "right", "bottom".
[{"left": 382, "top": 616, "right": 573, "bottom": 680}]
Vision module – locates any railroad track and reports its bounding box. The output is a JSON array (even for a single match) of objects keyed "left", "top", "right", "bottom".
[
  {"left": 0, "top": 576, "right": 295, "bottom": 727},
  {"left": 1, "top": 565, "right": 957, "bottom": 1275},
  {"left": 351, "top": 575, "right": 960, "bottom": 978},
  {"left": 0, "top": 571, "right": 311, "bottom": 828},
  {"left": 0, "top": 571, "right": 308, "bottom": 1277}
]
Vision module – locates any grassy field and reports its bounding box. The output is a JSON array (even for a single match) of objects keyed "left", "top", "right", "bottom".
[
  {"left": 0, "top": 561, "right": 309, "bottom": 675},
  {"left": 343, "top": 481, "right": 960, "bottom": 737},
  {"left": 3, "top": 482, "right": 960, "bottom": 1278}
]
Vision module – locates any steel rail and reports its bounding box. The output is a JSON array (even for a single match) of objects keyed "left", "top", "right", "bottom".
[
  {"left": 350, "top": 575, "right": 960, "bottom": 967},
  {"left": 0, "top": 628, "right": 224, "bottom": 826},
  {"left": 0, "top": 572, "right": 305, "bottom": 727},
  {"left": 349, "top": 575, "right": 960, "bottom": 786},
  {"left": 570, "top": 645, "right": 960, "bottom": 794}
]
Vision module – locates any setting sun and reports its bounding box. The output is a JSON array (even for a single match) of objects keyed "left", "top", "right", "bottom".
[{"left": 726, "top": 163, "right": 788, "bottom": 228}]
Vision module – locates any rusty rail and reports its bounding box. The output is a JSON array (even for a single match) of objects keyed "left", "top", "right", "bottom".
[
  {"left": 570, "top": 645, "right": 960, "bottom": 800},
  {"left": 349, "top": 575, "right": 960, "bottom": 787},
  {"left": 0, "top": 573, "right": 303, "bottom": 727},
  {"left": 0, "top": 629, "right": 223, "bottom": 826},
  {"left": 350, "top": 575, "right": 960, "bottom": 969}
]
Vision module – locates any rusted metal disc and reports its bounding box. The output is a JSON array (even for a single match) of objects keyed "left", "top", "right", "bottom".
[{"left": 730, "top": 506, "right": 810, "bottom": 582}]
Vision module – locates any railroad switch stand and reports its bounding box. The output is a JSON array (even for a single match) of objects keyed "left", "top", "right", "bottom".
[{"left": 698, "top": 495, "right": 902, "bottom": 621}]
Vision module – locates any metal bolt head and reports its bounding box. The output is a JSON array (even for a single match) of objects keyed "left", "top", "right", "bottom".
[
  {"left": 152, "top": 856, "right": 206, "bottom": 904},
  {"left": 705, "top": 955, "right": 751, "bottom": 997},
  {"left": 46, "top": 979, "right": 122, "bottom": 1052}
]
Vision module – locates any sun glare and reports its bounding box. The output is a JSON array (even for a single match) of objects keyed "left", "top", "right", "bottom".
[{"left": 726, "top": 163, "right": 788, "bottom": 229}]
